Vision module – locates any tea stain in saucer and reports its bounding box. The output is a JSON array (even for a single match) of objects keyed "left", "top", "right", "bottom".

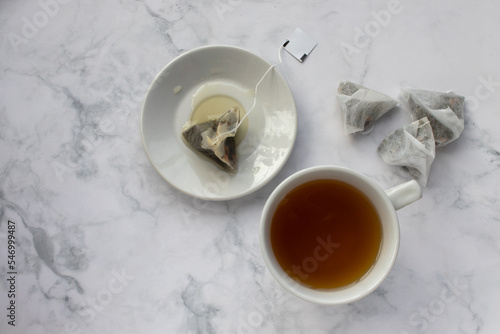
[{"left": 190, "top": 81, "right": 252, "bottom": 145}]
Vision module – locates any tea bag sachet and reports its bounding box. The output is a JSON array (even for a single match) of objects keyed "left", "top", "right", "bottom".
[
  {"left": 378, "top": 117, "right": 435, "bottom": 186},
  {"left": 180, "top": 35, "right": 318, "bottom": 174},
  {"left": 401, "top": 89, "right": 465, "bottom": 147},
  {"left": 182, "top": 107, "right": 239, "bottom": 173},
  {"left": 336, "top": 81, "right": 398, "bottom": 135}
]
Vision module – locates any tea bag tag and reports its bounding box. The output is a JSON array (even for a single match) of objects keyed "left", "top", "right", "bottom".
[{"left": 283, "top": 28, "right": 318, "bottom": 62}]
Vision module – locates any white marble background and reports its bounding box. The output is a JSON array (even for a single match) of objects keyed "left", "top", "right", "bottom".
[{"left": 1, "top": 0, "right": 500, "bottom": 333}]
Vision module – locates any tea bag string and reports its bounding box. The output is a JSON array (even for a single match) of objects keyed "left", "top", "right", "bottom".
[{"left": 213, "top": 46, "right": 284, "bottom": 144}]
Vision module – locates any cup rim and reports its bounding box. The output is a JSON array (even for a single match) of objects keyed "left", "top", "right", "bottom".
[{"left": 259, "top": 165, "right": 400, "bottom": 305}]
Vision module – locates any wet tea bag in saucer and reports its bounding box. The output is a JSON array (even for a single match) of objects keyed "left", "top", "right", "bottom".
[
  {"left": 182, "top": 107, "right": 240, "bottom": 173},
  {"left": 401, "top": 88, "right": 465, "bottom": 147},
  {"left": 336, "top": 81, "right": 398, "bottom": 135},
  {"left": 378, "top": 117, "right": 435, "bottom": 186}
]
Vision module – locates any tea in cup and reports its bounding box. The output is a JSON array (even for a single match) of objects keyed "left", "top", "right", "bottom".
[{"left": 259, "top": 166, "right": 421, "bottom": 304}]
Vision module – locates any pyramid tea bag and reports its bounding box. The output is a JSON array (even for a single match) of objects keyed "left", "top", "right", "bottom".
[
  {"left": 336, "top": 81, "right": 398, "bottom": 135},
  {"left": 401, "top": 89, "right": 465, "bottom": 147},
  {"left": 182, "top": 107, "right": 240, "bottom": 173},
  {"left": 378, "top": 117, "right": 435, "bottom": 186}
]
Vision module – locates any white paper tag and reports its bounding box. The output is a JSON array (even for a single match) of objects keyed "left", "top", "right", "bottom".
[{"left": 283, "top": 28, "right": 318, "bottom": 62}]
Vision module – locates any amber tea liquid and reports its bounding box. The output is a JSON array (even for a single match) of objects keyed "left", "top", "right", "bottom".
[{"left": 270, "top": 179, "right": 382, "bottom": 289}]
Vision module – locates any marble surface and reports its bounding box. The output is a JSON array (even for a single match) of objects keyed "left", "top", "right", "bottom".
[{"left": 1, "top": 0, "right": 499, "bottom": 333}]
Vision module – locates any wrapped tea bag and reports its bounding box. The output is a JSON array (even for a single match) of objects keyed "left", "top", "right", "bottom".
[
  {"left": 182, "top": 107, "right": 239, "bottom": 172},
  {"left": 378, "top": 117, "right": 435, "bottom": 186},
  {"left": 401, "top": 89, "right": 465, "bottom": 147},
  {"left": 337, "top": 81, "right": 398, "bottom": 135}
]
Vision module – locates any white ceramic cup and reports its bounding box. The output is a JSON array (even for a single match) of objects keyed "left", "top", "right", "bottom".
[{"left": 259, "top": 165, "right": 422, "bottom": 305}]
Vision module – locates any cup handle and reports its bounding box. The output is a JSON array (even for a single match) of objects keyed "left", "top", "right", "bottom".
[{"left": 385, "top": 180, "right": 422, "bottom": 211}]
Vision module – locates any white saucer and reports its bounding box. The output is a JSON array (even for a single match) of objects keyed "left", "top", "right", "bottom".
[{"left": 141, "top": 45, "right": 297, "bottom": 200}]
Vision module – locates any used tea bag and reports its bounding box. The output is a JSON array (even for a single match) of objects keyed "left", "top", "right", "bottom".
[
  {"left": 378, "top": 117, "right": 435, "bottom": 186},
  {"left": 337, "top": 81, "right": 398, "bottom": 135},
  {"left": 401, "top": 89, "right": 465, "bottom": 147},
  {"left": 182, "top": 107, "right": 239, "bottom": 173}
]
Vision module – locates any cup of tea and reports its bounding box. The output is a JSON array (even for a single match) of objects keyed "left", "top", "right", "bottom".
[{"left": 259, "top": 165, "right": 422, "bottom": 305}]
